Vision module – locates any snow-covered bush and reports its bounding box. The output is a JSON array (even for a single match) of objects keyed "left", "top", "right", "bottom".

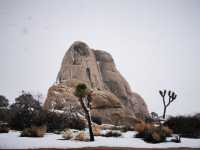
[
  {"left": 75, "top": 131, "right": 90, "bottom": 141},
  {"left": 21, "top": 125, "right": 47, "bottom": 137},
  {"left": 46, "top": 111, "right": 86, "bottom": 132},
  {"left": 135, "top": 121, "right": 172, "bottom": 143},
  {"left": 9, "top": 93, "right": 43, "bottom": 130},
  {"left": 62, "top": 129, "right": 74, "bottom": 140}
]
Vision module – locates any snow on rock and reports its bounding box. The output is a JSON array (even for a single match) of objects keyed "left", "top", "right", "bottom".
[{"left": 0, "top": 131, "right": 200, "bottom": 149}]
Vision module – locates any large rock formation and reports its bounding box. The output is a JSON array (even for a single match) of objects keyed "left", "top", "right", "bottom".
[{"left": 44, "top": 41, "right": 149, "bottom": 126}]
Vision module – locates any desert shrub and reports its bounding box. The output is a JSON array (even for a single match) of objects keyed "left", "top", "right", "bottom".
[
  {"left": 9, "top": 108, "right": 46, "bottom": 130},
  {"left": 45, "top": 111, "right": 64, "bottom": 132},
  {"left": 91, "top": 116, "right": 102, "bottom": 125},
  {"left": 134, "top": 121, "right": 147, "bottom": 137},
  {"left": 21, "top": 125, "right": 47, "bottom": 137},
  {"left": 65, "top": 113, "right": 86, "bottom": 130},
  {"left": 62, "top": 129, "right": 74, "bottom": 140},
  {"left": 102, "top": 130, "right": 122, "bottom": 137},
  {"left": 0, "top": 95, "right": 10, "bottom": 123},
  {"left": 9, "top": 93, "right": 43, "bottom": 130},
  {"left": 164, "top": 115, "right": 200, "bottom": 138},
  {"left": 0, "top": 95, "right": 9, "bottom": 107},
  {"left": 0, "top": 108, "right": 10, "bottom": 123},
  {"left": 135, "top": 121, "right": 172, "bottom": 143},
  {"left": 46, "top": 111, "right": 86, "bottom": 132},
  {"left": 92, "top": 125, "right": 101, "bottom": 136},
  {"left": 0, "top": 122, "right": 9, "bottom": 133},
  {"left": 144, "top": 116, "right": 154, "bottom": 123},
  {"left": 162, "top": 126, "right": 173, "bottom": 137},
  {"left": 75, "top": 131, "right": 90, "bottom": 141}
]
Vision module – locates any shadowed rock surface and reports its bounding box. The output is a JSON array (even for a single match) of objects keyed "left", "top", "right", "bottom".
[{"left": 44, "top": 41, "right": 149, "bottom": 126}]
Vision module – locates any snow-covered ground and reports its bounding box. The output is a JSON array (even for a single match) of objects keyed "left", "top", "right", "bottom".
[{"left": 0, "top": 131, "right": 200, "bottom": 149}]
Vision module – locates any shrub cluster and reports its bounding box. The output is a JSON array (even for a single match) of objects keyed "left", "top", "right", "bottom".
[
  {"left": 21, "top": 126, "right": 47, "bottom": 137},
  {"left": 0, "top": 122, "right": 9, "bottom": 133},
  {"left": 135, "top": 121, "right": 172, "bottom": 143},
  {"left": 6, "top": 92, "right": 86, "bottom": 132},
  {"left": 46, "top": 111, "right": 86, "bottom": 132},
  {"left": 0, "top": 95, "right": 10, "bottom": 123},
  {"left": 9, "top": 93, "right": 43, "bottom": 130},
  {"left": 62, "top": 129, "right": 74, "bottom": 140},
  {"left": 164, "top": 115, "right": 200, "bottom": 138},
  {"left": 74, "top": 131, "right": 90, "bottom": 141},
  {"left": 0, "top": 95, "right": 9, "bottom": 107},
  {"left": 91, "top": 116, "right": 102, "bottom": 125},
  {"left": 0, "top": 108, "right": 10, "bottom": 123}
]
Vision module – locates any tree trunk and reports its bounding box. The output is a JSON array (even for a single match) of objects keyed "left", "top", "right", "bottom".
[
  {"left": 163, "top": 106, "right": 167, "bottom": 119},
  {"left": 86, "top": 111, "right": 94, "bottom": 141},
  {"left": 79, "top": 97, "right": 94, "bottom": 141}
]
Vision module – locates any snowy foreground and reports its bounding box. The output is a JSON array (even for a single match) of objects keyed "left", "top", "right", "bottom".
[{"left": 0, "top": 131, "right": 200, "bottom": 149}]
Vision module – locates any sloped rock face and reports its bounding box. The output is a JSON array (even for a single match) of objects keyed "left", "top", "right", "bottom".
[{"left": 44, "top": 41, "right": 149, "bottom": 126}]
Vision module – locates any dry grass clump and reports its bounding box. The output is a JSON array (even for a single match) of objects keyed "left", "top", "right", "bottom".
[
  {"left": 74, "top": 131, "right": 90, "bottom": 141},
  {"left": 135, "top": 121, "right": 172, "bottom": 143},
  {"left": 134, "top": 121, "right": 146, "bottom": 133},
  {"left": 162, "top": 126, "right": 173, "bottom": 137},
  {"left": 92, "top": 126, "right": 101, "bottom": 136},
  {"left": 21, "top": 126, "right": 47, "bottom": 137},
  {"left": 62, "top": 129, "right": 74, "bottom": 140}
]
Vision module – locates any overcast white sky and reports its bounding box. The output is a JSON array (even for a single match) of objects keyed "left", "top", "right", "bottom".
[{"left": 0, "top": 0, "right": 200, "bottom": 116}]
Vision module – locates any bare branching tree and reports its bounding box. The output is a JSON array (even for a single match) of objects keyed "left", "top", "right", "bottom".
[
  {"left": 74, "top": 83, "right": 94, "bottom": 141},
  {"left": 159, "top": 90, "right": 177, "bottom": 119}
]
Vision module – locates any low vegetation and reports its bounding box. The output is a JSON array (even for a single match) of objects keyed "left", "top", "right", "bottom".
[
  {"left": 74, "top": 131, "right": 90, "bottom": 141},
  {"left": 0, "top": 122, "right": 9, "bottom": 133},
  {"left": 0, "top": 91, "right": 200, "bottom": 146},
  {"left": 164, "top": 115, "right": 200, "bottom": 138},
  {"left": 91, "top": 116, "right": 102, "bottom": 125},
  {"left": 46, "top": 111, "right": 86, "bottom": 132},
  {"left": 62, "top": 129, "right": 74, "bottom": 140},
  {"left": 21, "top": 125, "right": 47, "bottom": 137},
  {"left": 102, "top": 130, "right": 122, "bottom": 137},
  {"left": 135, "top": 121, "right": 172, "bottom": 143}
]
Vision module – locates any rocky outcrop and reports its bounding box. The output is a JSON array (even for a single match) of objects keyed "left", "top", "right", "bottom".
[{"left": 44, "top": 41, "right": 149, "bottom": 126}]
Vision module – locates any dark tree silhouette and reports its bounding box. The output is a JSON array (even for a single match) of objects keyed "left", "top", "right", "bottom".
[
  {"left": 159, "top": 90, "right": 177, "bottom": 119},
  {"left": 74, "top": 83, "right": 94, "bottom": 141},
  {"left": 9, "top": 92, "right": 43, "bottom": 130},
  {"left": 0, "top": 95, "right": 9, "bottom": 107}
]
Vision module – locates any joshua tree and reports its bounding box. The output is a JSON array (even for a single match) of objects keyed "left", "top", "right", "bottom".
[
  {"left": 74, "top": 83, "right": 94, "bottom": 141},
  {"left": 159, "top": 90, "right": 177, "bottom": 119}
]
